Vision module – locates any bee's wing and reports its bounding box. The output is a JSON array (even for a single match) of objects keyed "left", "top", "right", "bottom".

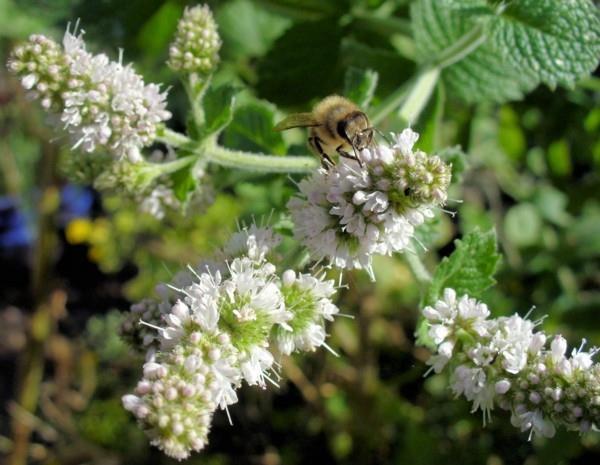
[{"left": 274, "top": 113, "right": 320, "bottom": 131}]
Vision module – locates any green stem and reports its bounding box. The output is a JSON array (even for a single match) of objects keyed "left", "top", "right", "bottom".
[
  {"left": 185, "top": 74, "right": 211, "bottom": 129},
  {"left": 156, "top": 154, "right": 198, "bottom": 175},
  {"left": 397, "top": 67, "right": 440, "bottom": 125},
  {"left": 370, "top": 79, "right": 412, "bottom": 126},
  {"left": 351, "top": 9, "right": 412, "bottom": 36},
  {"left": 404, "top": 252, "right": 432, "bottom": 286},
  {"left": 157, "top": 129, "right": 318, "bottom": 173},
  {"left": 432, "top": 24, "right": 487, "bottom": 69},
  {"left": 372, "top": 24, "right": 486, "bottom": 126},
  {"left": 206, "top": 142, "right": 318, "bottom": 173},
  {"left": 158, "top": 127, "right": 190, "bottom": 148}
]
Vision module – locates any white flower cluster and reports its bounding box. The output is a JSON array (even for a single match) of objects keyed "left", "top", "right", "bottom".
[
  {"left": 167, "top": 4, "right": 221, "bottom": 76},
  {"left": 122, "top": 226, "right": 340, "bottom": 459},
  {"left": 423, "top": 289, "right": 600, "bottom": 438},
  {"left": 288, "top": 129, "right": 451, "bottom": 279},
  {"left": 8, "top": 27, "right": 171, "bottom": 162}
]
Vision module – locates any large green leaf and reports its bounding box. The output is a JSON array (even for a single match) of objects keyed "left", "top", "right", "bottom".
[
  {"left": 257, "top": 19, "right": 343, "bottom": 105},
  {"left": 425, "top": 228, "right": 501, "bottom": 305},
  {"left": 343, "top": 67, "right": 379, "bottom": 108},
  {"left": 217, "top": 0, "right": 291, "bottom": 60},
  {"left": 221, "top": 100, "right": 287, "bottom": 155},
  {"left": 411, "top": 0, "right": 600, "bottom": 103}
]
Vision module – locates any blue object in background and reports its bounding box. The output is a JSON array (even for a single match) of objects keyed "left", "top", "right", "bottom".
[
  {"left": 0, "top": 196, "right": 32, "bottom": 249},
  {"left": 59, "top": 184, "right": 95, "bottom": 225},
  {"left": 0, "top": 185, "right": 95, "bottom": 250}
]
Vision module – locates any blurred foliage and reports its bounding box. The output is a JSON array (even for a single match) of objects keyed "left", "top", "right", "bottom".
[{"left": 1, "top": 0, "right": 600, "bottom": 464}]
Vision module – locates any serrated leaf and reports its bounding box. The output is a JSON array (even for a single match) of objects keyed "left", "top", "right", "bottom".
[
  {"left": 489, "top": 0, "right": 600, "bottom": 89},
  {"left": 343, "top": 68, "right": 379, "bottom": 108},
  {"left": 425, "top": 228, "right": 501, "bottom": 306},
  {"left": 411, "top": 0, "right": 600, "bottom": 103},
  {"left": 201, "top": 85, "right": 238, "bottom": 138},
  {"left": 221, "top": 100, "right": 287, "bottom": 155},
  {"left": 257, "top": 19, "right": 342, "bottom": 105}
]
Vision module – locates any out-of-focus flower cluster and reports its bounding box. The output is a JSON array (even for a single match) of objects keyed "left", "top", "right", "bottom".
[
  {"left": 8, "top": 27, "right": 171, "bottom": 162},
  {"left": 167, "top": 4, "right": 221, "bottom": 76},
  {"left": 288, "top": 128, "right": 451, "bottom": 280},
  {"left": 423, "top": 289, "right": 600, "bottom": 438},
  {"left": 121, "top": 225, "right": 340, "bottom": 459}
]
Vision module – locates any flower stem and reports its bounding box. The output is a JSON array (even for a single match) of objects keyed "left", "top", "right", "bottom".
[
  {"left": 432, "top": 24, "right": 486, "bottom": 69},
  {"left": 404, "top": 252, "right": 432, "bottom": 286},
  {"left": 157, "top": 127, "right": 190, "bottom": 148},
  {"left": 372, "top": 24, "right": 486, "bottom": 126},
  {"left": 397, "top": 67, "right": 440, "bottom": 126},
  {"left": 157, "top": 129, "right": 318, "bottom": 173},
  {"left": 156, "top": 154, "right": 199, "bottom": 175},
  {"left": 206, "top": 142, "right": 319, "bottom": 173}
]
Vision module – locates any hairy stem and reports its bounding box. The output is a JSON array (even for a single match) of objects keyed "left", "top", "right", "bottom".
[
  {"left": 397, "top": 67, "right": 440, "bottom": 126},
  {"left": 372, "top": 24, "right": 486, "bottom": 126},
  {"left": 157, "top": 129, "right": 319, "bottom": 173},
  {"left": 206, "top": 142, "right": 318, "bottom": 173},
  {"left": 432, "top": 24, "right": 487, "bottom": 69},
  {"left": 404, "top": 252, "right": 432, "bottom": 286}
]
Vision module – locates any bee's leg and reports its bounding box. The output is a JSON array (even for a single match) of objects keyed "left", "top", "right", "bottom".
[
  {"left": 336, "top": 145, "right": 364, "bottom": 168},
  {"left": 309, "top": 136, "right": 334, "bottom": 170}
]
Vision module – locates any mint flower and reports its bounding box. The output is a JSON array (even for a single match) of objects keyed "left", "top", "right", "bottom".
[
  {"left": 423, "top": 289, "right": 600, "bottom": 437},
  {"left": 274, "top": 270, "right": 340, "bottom": 355},
  {"left": 123, "top": 225, "right": 343, "bottom": 458},
  {"left": 8, "top": 27, "right": 171, "bottom": 161},
  {"left": 167, "top": 4, "right": 221, "bottom": 76},
  {"left": 288, "top": 128, "right": 451, "bottom": 279}
]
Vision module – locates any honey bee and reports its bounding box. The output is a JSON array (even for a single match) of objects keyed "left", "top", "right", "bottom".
[{"left": 274, "top": 95, "right": 374, "bottom": 169}]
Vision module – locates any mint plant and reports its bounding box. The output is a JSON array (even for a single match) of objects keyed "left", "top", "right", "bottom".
[{"left": 5, "top": 0, "right": 600, "bottom": 461}]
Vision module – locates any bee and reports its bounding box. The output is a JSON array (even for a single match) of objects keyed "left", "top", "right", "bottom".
[{"left": 274, "top": 95, "right": 374, "bottom": 169}]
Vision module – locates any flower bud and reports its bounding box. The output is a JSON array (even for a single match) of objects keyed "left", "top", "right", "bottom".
[{"left": 168, "top": 5, "right": 221, "bottom": 76}]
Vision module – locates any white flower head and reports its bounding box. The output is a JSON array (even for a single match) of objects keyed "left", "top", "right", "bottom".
[
  {"left": 288, "top": 129, "right": 450, "bottom": 279},
  {"left": 274, "top": 271, "right": 339, "bottom": 355},
  {"left": 423, "top": 290, "right": 600, "bottom": 439},
  {"left": 223, "top": 224, "right": 281, "bottom": 262},
  {"left": 9, "top": 27, "right": 171, "bottom": 160}
]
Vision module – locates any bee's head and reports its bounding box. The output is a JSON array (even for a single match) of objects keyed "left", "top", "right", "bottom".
[
  {"left": 344, "top": 112, "right": 373, "bottom": 150},
  {"left": 352, "top": 127, "right": 374, "bottom": 151}
]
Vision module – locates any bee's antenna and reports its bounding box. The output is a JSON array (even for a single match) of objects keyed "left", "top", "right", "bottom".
[{"left": 374, "top": 127, "right": 392, "bottom": 145}]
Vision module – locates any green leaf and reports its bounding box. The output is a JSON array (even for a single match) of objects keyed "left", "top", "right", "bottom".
[
  {"left": 415, "top": 82, "right": 445, "bottom": 153},
  {"left": 170, "top": 165, "right": 197, "bottom": 204},
  {"left": 436, "top": 145, "right": 468, "bottom": 183},
  {"left": 201, "top": 85, "right": 238, "bottom": 138},
  {"left": 221, "top": 100, "right": 287, "bottom": 155},
  {"left": 343, "top": 68, "right": 379, "bottom": 108},
  {"left": 136, "top": 1, "right": 182, "bottom": 56},
  {"left": 504, "top": 203, "right": 542, "bottom": 248},
  {"left": 533, "top": 185, "right": 571, "bottom": 227},
  {"left": 411, "top": 0, "right": 600, "bottom": 103},
  {"left": 217, "top": 0, "right": 292, "bottom": 60},
  {"left": 489, "top": 0, "right": 600, "bottom": 89},
  {"left": 340, "top": 38, "right": 415, "bottom": 95},
  {"left": 254, "top": 0, "right": 350, "bottom": 20},
  {"left": 425, "top": 228, "right": 501, "bottom": 306},
  {"left": 257, "top": 19, "right": 343, "bottom": 106}
]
